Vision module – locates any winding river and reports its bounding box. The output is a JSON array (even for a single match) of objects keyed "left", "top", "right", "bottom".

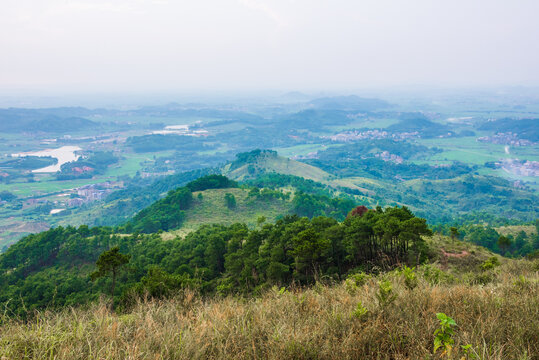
[{"left": 12, "top": 146, "right": 82, "bottom": 173}]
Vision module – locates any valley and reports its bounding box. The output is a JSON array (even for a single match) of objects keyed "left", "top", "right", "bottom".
[{"left": 0, "top": 94, "right": 538, "bottom": 250}]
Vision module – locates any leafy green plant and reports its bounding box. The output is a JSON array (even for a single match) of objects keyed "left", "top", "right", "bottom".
[
  {"left": 433, "top": 313, "right": 456, "bottom": 357},
  {"left": 461, "top": 344, "right": 479, "bottom": 359},
  {"left": 351, "top": 301, "right": 368, "bottom": 320},
  {"left": 513, "top": 275, "right": 531, "bottom": 291},
  {"left": 481, "top": 256, "right": 500, "bottom": 271},
  {"left": 376, "top": 280, "right": 397, "bottom": 308},
  {"left": 422, "top": 264, "right": 454, "bottom": 285},
  {"left": 345, "top": 272, "right": 371, "bottom": 294},
  {"left": 401, "top": 265, "right": 418, "bottom": 290}
]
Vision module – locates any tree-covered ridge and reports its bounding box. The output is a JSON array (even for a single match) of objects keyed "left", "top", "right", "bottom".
[
  {"left": 433, "top": 220, "right": 539, "bottom": 258},
  {"left": 0, "top": 205, "right": 433, "bottom": 316},
  {"left": 120, "top": 174, "right": 358, "bottom": 234},
  {"left": 124, "top": 175, "right": 236, "bottom": 233}
]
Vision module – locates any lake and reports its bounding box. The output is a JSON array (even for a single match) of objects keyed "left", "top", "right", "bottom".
[{"left": 13, "top": 146, "right": 82, "bottom": 173}]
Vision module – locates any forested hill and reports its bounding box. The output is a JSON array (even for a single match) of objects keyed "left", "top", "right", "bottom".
[
  {"left": 0, "top": 171, "right": 538, "bottom": 320},
  {"left": 119, "top": 174, "right": 356, "bottom": 234},
  {"left": 0, "top": 202, "right": 432, "bottom": 316},
  {"left": 55, "top": 149, "right": 539, "bottom": 235}
]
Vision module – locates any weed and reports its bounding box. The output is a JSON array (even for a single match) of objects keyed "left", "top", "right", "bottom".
[
  {"left": 376, "top": 279, "right": 397, "bottom": 308},
  {"left": 401, "top": 266, "right": 418, "bottom": 290},
  {"left": 481, "top": 256, "right": 500, "bottom": 271},
  {"left": 351, "top": 301, "right": 368, "bottom": 320},
  {"left": 344, "top": 272, "right": 371, "bottom": 294},
  {"left": 433, "top": 312, "right": 456, "bottom": 357}
]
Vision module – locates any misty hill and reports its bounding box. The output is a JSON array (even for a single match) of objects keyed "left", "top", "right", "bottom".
[
  {"left": 308, "top": 95, "right": 391, "bottom": 111},
  {"left": 0, "top": 108, "right": 98, "bottom": 133},
  {"left": 478, "top": 118, "right": 538, "bottom": 142},
  {"left": 387, "top": 112, "right": 452, "bottom": 137},
  {"left": 277, "top": 109, "right": 354, "bottom": 129}
]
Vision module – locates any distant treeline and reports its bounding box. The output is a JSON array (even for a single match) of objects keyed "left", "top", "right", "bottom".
[{"left": 126, "top": 134, "right": 215, "bottom": 153}]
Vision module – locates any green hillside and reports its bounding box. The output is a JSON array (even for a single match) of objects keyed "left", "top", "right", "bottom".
[
  {"left": 222, "top": 149, "right": 332, "bottom": 183},
  {"left": 0, "top": 171, "right": 538, "bottom": 359},
  {"left": 163, "top": 187, "right": 293, "bottom": 239}
]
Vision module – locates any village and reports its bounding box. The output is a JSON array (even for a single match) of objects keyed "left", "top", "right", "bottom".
[
  {"left": 324, "top": 129, "right": 420, "bottom": 142},
  {"left": 477, "top": 132, "right": 535, "bottom": 146},
  {"left": 23, "top": 181, "right": 124, "bottom": 215}
]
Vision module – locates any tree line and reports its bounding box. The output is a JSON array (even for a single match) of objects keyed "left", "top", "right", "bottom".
[{"left": 0, "top": 205, "right": 431, "bottom": 316}]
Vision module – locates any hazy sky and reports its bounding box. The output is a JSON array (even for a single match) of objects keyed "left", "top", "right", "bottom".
[{"left": 1, "top": 0, "right": 538, "bottom": 93}]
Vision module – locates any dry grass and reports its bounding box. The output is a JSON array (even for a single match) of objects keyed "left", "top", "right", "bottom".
[{"left": 1, "top": 261, "right": 538, "bottom": 360}]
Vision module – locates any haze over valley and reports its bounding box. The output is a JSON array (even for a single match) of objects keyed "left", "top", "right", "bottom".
[{"left": 1, "top": 1, "right": 538, "bottom": 359}]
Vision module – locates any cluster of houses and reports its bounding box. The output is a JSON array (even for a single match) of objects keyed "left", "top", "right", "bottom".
[
  {"left": 151, "top": 123, "right": 209, "bottom": 137},
  {"left": 477, "top": 133, "right": 534, "bottom": 146},
  {"left": 291, "top": 152, "right": 319, "bottom": 160},
  {"left": 499, "top": 159, "right": 539, "bottom": 177},
  {"left": 324, "top": 129, "right": 419, "bottom": 142},
  {"left": 71, "top": 166, "right": 94, "bottom": 175},
  {"left": 375, "top": 151, "right": 404, "bottom": 164},
  {"left": 68, "top": 181, "right": 123, "bottom": 207}
]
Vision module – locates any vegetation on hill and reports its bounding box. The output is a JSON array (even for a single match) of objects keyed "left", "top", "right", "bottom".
[
  {"left": 305, "top": 140, "right": 471, "bottom": 180},
  {"left": 387, "top": 112, "right": 452, "bottom": 137},
  {"left": 434, "top": 220, "right": 539, "bottom": 258},
  {"left": 478, "top": 118, "right": 539, "bottom": 142},
  {"left": 126, "top": 134, "right": 215, "bottom": 153},
  {"left": 0, "top": 156, "right": 57, "bottom": 171},
  {"left": 1, "top": 256, "right": 537, "bottom": 359},
  {"left": 1, "top": 204, "right": 433, "bottom": 316},
  {"left": 124, "top": 175, "right": 236, "bottom": 233},
  {"left": 300, "top": 141, "right": 538, "bottom": 223},
  {"left": 71, "top": 169, "right": 214, "bottom": 227},
  {"left": 0, "top": 108, "right": 98, "bottom": 133},
  {"left": 223, "top": 149, "right": 332, "bottom": 182},
  {"left": 57, "top": 151, "right": 119, "bottom": 180}
]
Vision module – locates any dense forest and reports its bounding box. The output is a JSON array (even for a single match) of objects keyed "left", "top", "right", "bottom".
[{"left": 0, "top": 199, "right": 433, "bottom": 316}]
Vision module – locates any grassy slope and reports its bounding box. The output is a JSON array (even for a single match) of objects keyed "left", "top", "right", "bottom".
[
  {"left": 495, "top": 225, "right": 537, "bottom": 237},
  {"left": 1, "top": 255, "right": 537, "bottom": 359},
  {"left": 163, "top": 188, "right": 292, "bottom": 239},
  {"left": 223, "top": 155, "right": 333, "bottom": 183},
  {"left": 222, "top": 154, "right": 378, "bottom": 198}
]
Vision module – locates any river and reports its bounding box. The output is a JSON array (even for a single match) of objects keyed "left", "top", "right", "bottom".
[{"left": 12, "top": 146, "right": 82, "bottom": 173}]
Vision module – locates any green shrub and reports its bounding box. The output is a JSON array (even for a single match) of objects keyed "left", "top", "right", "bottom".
[
  {"left": 344, "top": 272, "right": 371, "bottom": 294},
  {"left": 401, "top": 266, "right": 418, "bottom": 290},
  {"left": 422, "top": 264, "right": 454, "bottom": 285},
  {"left": 351, "top": 301, "right": 368, "bottom": 320},
  {"left": 376, "top": 280, "right": 397, "bottom": 308},
  {"left": 433, "top": 313, "right": 456, "bottom": 356},
  {"left": 480, "top": 256, "right": 500, "bottom": 271}
]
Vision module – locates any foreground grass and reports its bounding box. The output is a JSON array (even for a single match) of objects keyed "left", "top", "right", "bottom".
[{"left": 1, "top": 261, "right": 537, "bottom": 360}]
